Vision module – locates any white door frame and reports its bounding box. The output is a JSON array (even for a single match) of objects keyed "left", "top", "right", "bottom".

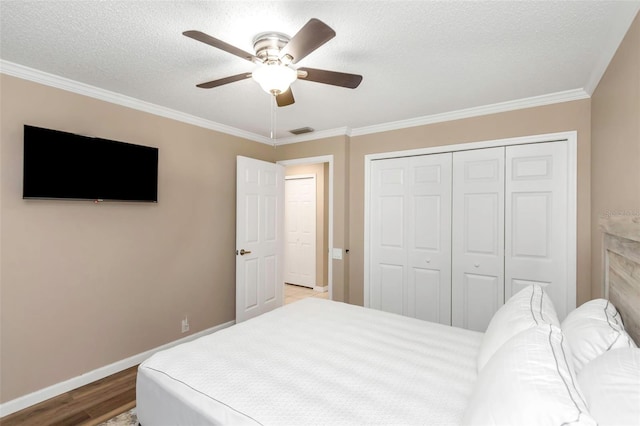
[
  {"left": 278, "top": 156, "right": 334, "bottom": 299},
  {"left": 364, "top": 131, "right": 578, "bottom": 316}
]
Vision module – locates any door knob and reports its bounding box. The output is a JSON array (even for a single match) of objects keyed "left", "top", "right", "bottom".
[
  {"left": 474, "top": 263, "right": 480, "bottom": 268},
  {"left": 425, "top": 258, "right": 431, "bottom": 263},
  {"left": 239, "top": 249, "right": 252, "bottom": 256}
]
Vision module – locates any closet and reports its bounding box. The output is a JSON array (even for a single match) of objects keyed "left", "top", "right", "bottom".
[{"left": 367, "top": 140, "right": 572, "bottom": 332}]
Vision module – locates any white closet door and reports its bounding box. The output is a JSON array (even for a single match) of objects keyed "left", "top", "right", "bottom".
[
  {"left": 505, "top": 141, "right": 569, "bottom": 319},
  {"left": 406, "top": 153, "right": 452, "bottom": 324},
  {"left": 284, "top": 176, "right": 316, "bottom": 288},
  {"left": 370, "top": 157, "right": 408, "bottom": 315},
  {"left": 452, "top": 147, "right": 505, "bottom": 331},
  {"left": 370, "top": 154, "right": 452, "bottom": 323}
]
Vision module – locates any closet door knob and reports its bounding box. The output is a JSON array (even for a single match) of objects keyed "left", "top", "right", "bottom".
[
  {"left": 425, "top": 258, "right": 431, "bottom": 263},
  {"left": 474, "top": 263, "right": 480, "bottom": 268}
]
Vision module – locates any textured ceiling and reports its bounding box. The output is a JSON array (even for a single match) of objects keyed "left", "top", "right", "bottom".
[{"left": 1, "top": 1, "right": 639, "bottom": 142}]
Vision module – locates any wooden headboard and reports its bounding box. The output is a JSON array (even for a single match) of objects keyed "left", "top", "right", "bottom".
[{"left": 600, "top": 216, "right": 640, "bottom": 345}]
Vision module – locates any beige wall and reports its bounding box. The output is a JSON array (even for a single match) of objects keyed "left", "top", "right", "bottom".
[
  {"left": 348, "top": 100, "right": 592, "bottom": 306},
  {"left": 7, "top": 16, "right": 639, "bottom": 401},
  {"left": 273, "top": 100, "right": 592, "bottom": 308},
  {"left": 285, "top": 163, "right": 329, "bottom": 288},
  {"left": 0, "top": 75, "right": 275, "bottom": 402},
  {"left": 591, "top": 13, "right": 640, "bottom": 298}
]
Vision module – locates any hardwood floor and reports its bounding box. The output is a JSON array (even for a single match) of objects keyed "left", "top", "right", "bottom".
[
  {"left": 0, "top": 365, "right": 137, "bottom": 426},
  {"left": 1, "top": 285, "right": 323, "bottom": 425}
]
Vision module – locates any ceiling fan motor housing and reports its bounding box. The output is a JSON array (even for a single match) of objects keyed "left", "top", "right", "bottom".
[{"left": 253, "top": 32, "right": 291, "bottom": 63}]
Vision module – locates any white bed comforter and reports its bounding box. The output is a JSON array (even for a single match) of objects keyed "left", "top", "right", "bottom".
[{"left": 138, "top": 298, "right": 482, "bottom": 425}]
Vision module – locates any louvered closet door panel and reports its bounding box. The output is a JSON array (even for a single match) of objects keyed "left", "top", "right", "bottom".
[
  {"left": 505, "top": 141, "right": 569, "bottom": 319},
  {"left": 407, "top": 153, "right": 452, "bottom": 324},
  {"left": 452, "top": 148, "right": 505, "bottom": 332},
  {"left": 370, "top": 157, "right": 408, "bottom": 315}
]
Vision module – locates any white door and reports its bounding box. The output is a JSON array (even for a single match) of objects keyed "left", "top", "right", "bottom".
[
  {"left": 505, "top": 141, "right": 570, "bottom": 319},
  {"left": 369, "top": 154, "right": 452, "bottom": 324},
  {"left": 284, "top": 175, "right": 316, "bottom": 288},
  {"left": 407, "top": 154, "right": 452, "bottom": 324},
  {"left": 236, "top": 156, "right": 284, "bottom": 323},
  {"left": 452, "top": 147, "right": 505, "bottom": 331},
  {"left": 370, "top": 157, "right": 407, "bottom": 315}
]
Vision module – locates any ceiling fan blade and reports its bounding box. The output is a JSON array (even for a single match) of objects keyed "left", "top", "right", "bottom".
[
  {"left": 298, "top": 67, "right": 363, "bottom": 89},
  {"left": 183, "top": 30, "right": 260, "bottom": 63},
  {"left": 279, "top": 19, "right": 336, "bottom": 64},
  {"left": 196, "top": 73, "right": 252, "bottom": 89},
  {"left": 276, "top": 88, "right": 295, "bottom": 107}
]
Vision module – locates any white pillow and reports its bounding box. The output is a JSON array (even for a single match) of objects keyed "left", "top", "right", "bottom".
[
  {"left": 577, "top": 348, "right": 640, "bottom": 426},
  {"left": 463, "top": 324, "right": 596, "bottom": 426},
  {"left": 477, "top": 284, "right": 559, "bottom": 371},
  {"left": 561, "top": 298, "right": 637, "bottom": 373}
]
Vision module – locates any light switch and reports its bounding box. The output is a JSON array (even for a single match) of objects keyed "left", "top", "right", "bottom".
[{"left": 332, "top": 248, "right": 343, "bottom": 260}]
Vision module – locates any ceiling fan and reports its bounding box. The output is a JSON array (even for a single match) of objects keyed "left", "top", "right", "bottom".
[{"left": 183, "top": 18, "right": 363, "bottom": 107}]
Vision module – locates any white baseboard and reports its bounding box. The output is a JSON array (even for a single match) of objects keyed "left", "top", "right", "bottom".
[
  {"left": 313, "top": 286, "right": 328, "bottom": 293},
  {"left": 0, "top": 320, "right": 235, "bottom": 417}
]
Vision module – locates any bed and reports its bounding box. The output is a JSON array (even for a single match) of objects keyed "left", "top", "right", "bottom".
[
  {"left": 137, "top": 299, "right": 482, "bottom": 425},
  {"left": 137, "top": 217, "right": 640, "bottom": 425}
]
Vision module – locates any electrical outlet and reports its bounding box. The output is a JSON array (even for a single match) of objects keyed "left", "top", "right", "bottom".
[{"left": 181, "top": 316, "right": 189, "bottom": 333}]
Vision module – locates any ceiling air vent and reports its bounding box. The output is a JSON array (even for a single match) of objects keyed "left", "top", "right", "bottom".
[{"left": 289, "top": 127, "right": 314, "bottom": 135}]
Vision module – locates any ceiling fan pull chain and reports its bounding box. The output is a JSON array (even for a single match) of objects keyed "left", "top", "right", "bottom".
[{"left": 270, "top": 94, "right": 277, "bottom": 145}]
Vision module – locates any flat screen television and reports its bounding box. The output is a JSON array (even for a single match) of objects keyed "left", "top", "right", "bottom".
[{"left": 23, "top": 125, "right": 159, "bottom": 202}]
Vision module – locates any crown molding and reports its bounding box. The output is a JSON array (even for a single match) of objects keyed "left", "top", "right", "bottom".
[
  {"left": 274, "top": 126, "right": 351, "bottom": 146},
  {"left": 2, "top": 60, "right": 591, "bottom": 146},
  {"left": 0, "top": 60, "right": 272, "bottom": 145},
  {"left": 349, "top": 88, "right": 590, "bottom": 138}
]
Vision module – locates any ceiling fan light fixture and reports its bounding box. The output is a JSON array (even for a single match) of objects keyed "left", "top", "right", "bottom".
[{"left": 252, "top": 63, "right": 297, "bottom": 95}]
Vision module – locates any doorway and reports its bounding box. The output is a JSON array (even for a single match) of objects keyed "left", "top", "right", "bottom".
[{"left": 278, "top": 156, "right": 334, "bottom": 300}]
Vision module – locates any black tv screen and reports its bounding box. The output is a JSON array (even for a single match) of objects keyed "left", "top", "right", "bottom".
[{"left": 23, "top": 125, "right": 158, "bottom": 202}]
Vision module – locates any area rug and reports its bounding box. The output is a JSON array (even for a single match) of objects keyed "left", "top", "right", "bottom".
[{"left": 98, "top": 408, "right": 137, "bottom": 425}]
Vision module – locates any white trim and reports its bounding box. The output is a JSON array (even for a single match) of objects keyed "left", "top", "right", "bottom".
[
  {"left": 0, "top": 60, "right": 271, "bottom": 145},
  {"left": 272, "top": 89, "right": 589, "bottom": 144},
  {"left": 350, "top": 90, "right": 589, "bottom": 138},
  {"left": 364, "top": 131, "right": 578, "bottom": 315},
  {"left": 278, "top": 156, "right": 334, "bottom": 300},
  {"left": 583, "top": 4, "right": 640, "bottom": 95},
  {"left": 566, "top": 132, "right": 578, "bottom": 315},
  {"left": 364, "top": 131, "right": 573, "bottom": 162},
  {"left": 2, "top": 60, "right": 591, "bottom": 147},
  {"left": 276, "top": 127, "right": 351, "bottom": 146},
  {"left": 313, "top": 285, "right": 328, "bottom": 293},
  {"left": 363, "top": 153, "right": 371, "bottom": 308},
  {"left": 285, "top": 174, "right": 316, "bottom": 181},
  {"left": 0, "top": 320, "right": 235, "bottom": 417}
]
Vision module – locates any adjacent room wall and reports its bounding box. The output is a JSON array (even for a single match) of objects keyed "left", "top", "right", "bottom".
[
  {"left": 0, "top": 74, "right": 276, "bottom": 403},
  {"left": 591, "top": 12, "right": 640, "bottom": 298}
]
